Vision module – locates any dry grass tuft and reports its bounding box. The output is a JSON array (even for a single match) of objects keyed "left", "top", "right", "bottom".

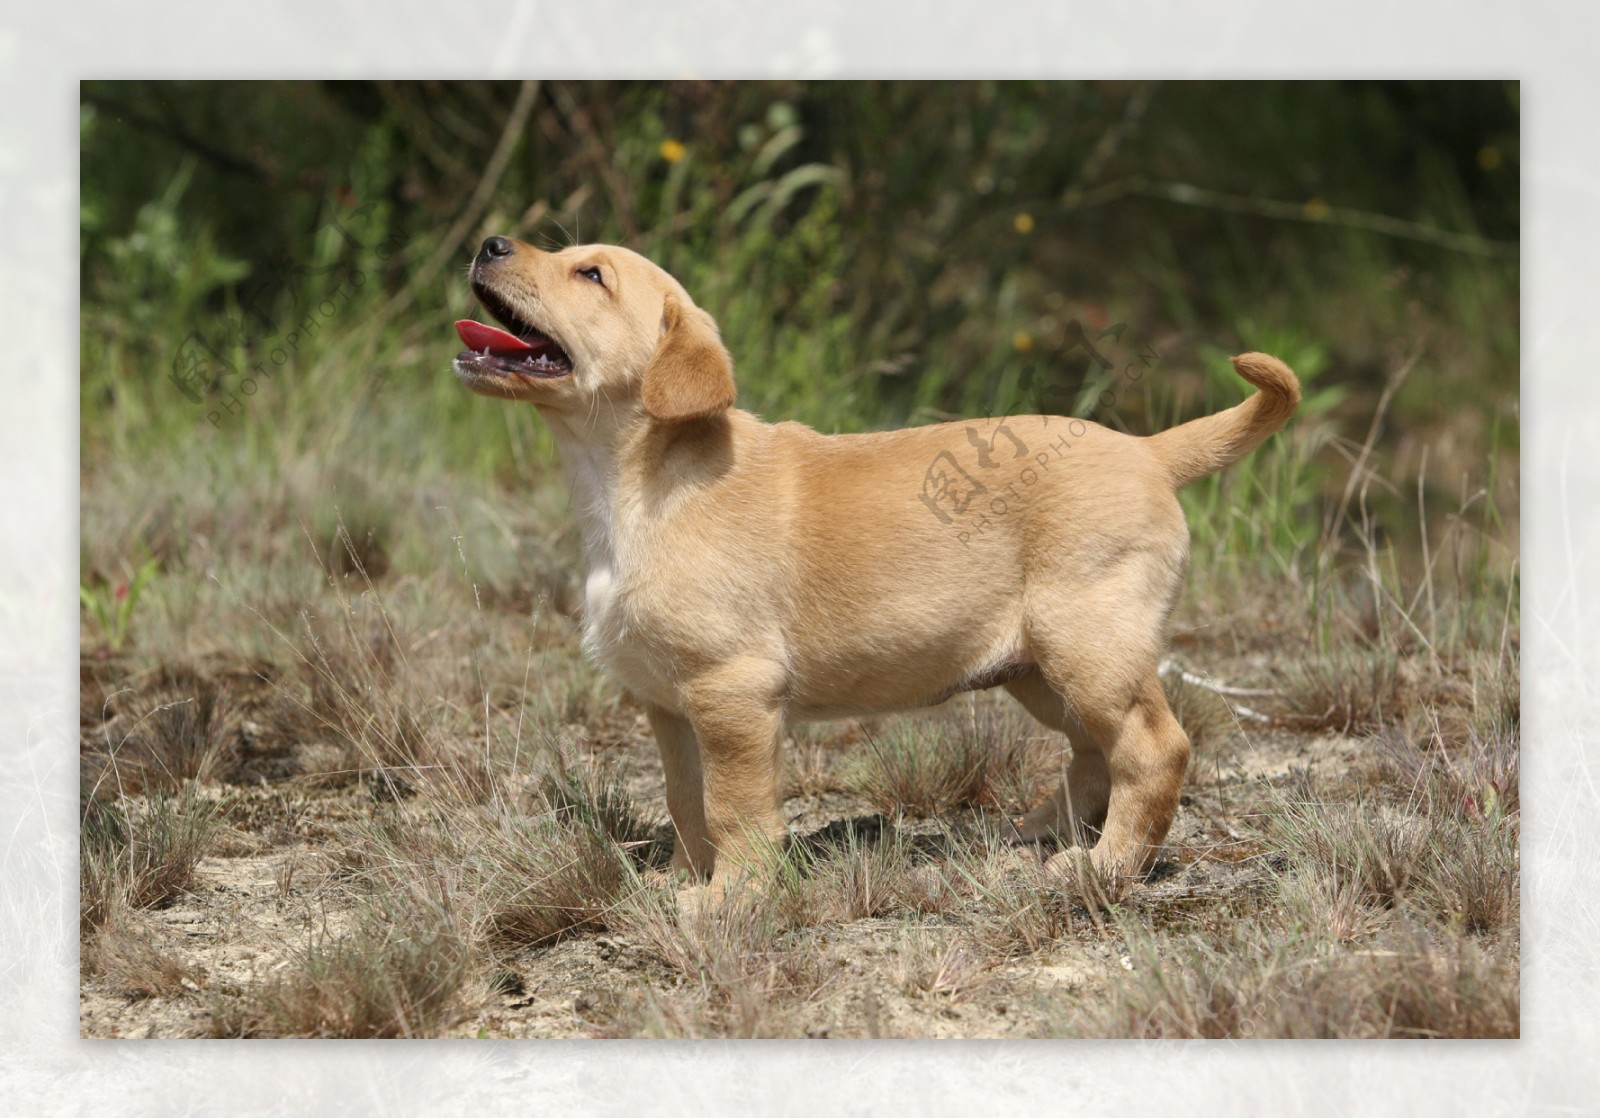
[
  {"left": 843, "top": 706, "right": 1064, "bottom": 819},
  {"left": 969, "top": 704, "right": 1069, "bottom": 817},
  {"left": 534, "top": 753, "right": 658, "bottom": 851},
  {"left": 86, "top": 918, "right": 207, "bottom": 999},
  {"left": 212, "top": 886, "right": 472, "bottom": 1039},
  {"left": 269, "top": 605, "right": 495, "bottom": 802},
  {"left": 1275, "top": 870, "right": 1384, "bottom": 942},
  {"left": 80, "top": 789, "right": 219, "bottom": 931},
  {"left": 84, "top": 672, "right": 241, "bottom": 795},
  {"left": 802, "top": 823, "right": 969, "bottom": 923},
  {"left": 966, "top": 848, "right": 1084, "bottom": 955},
  {"left": 782, "top": 730, "right": 848, "bottom": 799},
  {"left": 469, "top": 812, "right": 634, "bottom": 946},
  {"left": 1381, "top": 716, "right": 1520, "bottom": 820},
  {"left": 1265, "top": 787, "right": 1426, "bottom": 911},
  {"left": 1377, "top": 718, "right": 1520, "bottom": 933},
  {"left": 605, "top": 881, "right": 837, "bottom": 1038},
  {"left": 890, "top": 928, "right": 994, "bottom": 1004},
  {"left": 1282, "top": 648, "right": 1402, "bottom": 734},
  {"left": 357, "top": 775, "right": 639, "bottom": 950},
  {"left": 127, "top": 683, "right": 239, "bottom": 790},
  {"left": 1057, "top": 921, "right": 1517, "bottom": 1038},
  {"left": 844, "top": 719, "right": 989, "bottom": 817},
  {"left": 1413, "top": 811, "right": 1519, "bottom": 935},
  {"left": 1262, "top": 764, "right": 1518, "bottom": 936}
]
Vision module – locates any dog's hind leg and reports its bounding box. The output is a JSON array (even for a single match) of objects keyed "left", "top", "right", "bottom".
[
  {"left": 1005, "top": 669, "right": 1110, "bottom": 843},
  {"left": 1019, "top": 564, "right": 1190, "bottom": 881},
  {"left": 1018, "top": 666, "right": 1189, "bottom": 880},
  {"left": 1062, "top": 673, "right": 1190, "bottom": 881}
]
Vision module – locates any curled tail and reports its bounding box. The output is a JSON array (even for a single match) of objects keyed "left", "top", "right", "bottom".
[{"left": 1146, "top": 352, "right": 1301, "bottom": 488}]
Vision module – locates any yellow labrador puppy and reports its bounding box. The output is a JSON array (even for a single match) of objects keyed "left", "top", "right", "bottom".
[{"left": 454, "top": 235, "right": 1299, "bottom": 895}]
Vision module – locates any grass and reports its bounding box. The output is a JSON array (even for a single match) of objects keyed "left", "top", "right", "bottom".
[
  {"left": 602, "top": 880, "right": 839, "bottom": 1039},
  {"left": 80, "top": 789, "right": 219, "bottom": 932},
  {"left": 82, "top": 671, "right": 241, "bottom": 796},
  {"left": 968, "top": 857, "right": 1086, "bottom": 956},
  {"left": 1379, "top": 720, "right": 1521, "bottom": 934},
  {"left": 1262, "top": 774, "right": 1518, "bottom": 934},
  {"left": 797, "top": 821, "right": 970, "bottom": 923},
  {"left": 77, "top": 397, "right": 1521, "bottom": 1039},
  {"left": 842, "top": 706, "right": 1064, "bottom": 819},
  {"left": 844, "top": 719, "right": 993, "bottom": 817},
  {"left": 1265, "top": 785, "right": 1429, "bottom": 911},
  {"left": 85, "top": 917, "right": 207, "bottom": 1000},
  {"left": 374, "top": 803, "right": 636, "bottom": 949},
  {"left": 889, "top": 927, "right": 994, "bottom": 1005},
  {"left": 209, "top": 884, "right": 473, "bottom": 1039},
  {"left": 1281, "top": 647, "right": 1404, "bottom": 735},
  {"left": 1054, "top": 919, "right": 1518, "bottom": 1039},
  {"left": 77, "top": 415, "right": 1520, "bottom": 1036}
]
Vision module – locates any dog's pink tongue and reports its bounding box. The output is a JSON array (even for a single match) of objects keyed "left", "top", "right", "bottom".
[{"left": 455, "top": 319, "right": 534, "bottom": 353}]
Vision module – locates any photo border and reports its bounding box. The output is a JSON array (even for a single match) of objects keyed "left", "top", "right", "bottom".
[{"left": 5, "top": 3, "right": 1590, "bottom": 1113}]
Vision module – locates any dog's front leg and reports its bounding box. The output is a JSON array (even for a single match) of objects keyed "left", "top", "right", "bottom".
[
  {"left": 682, "top": 660, "right": 788, "bottom": 898},
  {"left": 646, "top": 704, "right": 716, "bottom": 879}
]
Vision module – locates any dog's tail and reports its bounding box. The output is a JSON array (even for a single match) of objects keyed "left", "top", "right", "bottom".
[{"left": 1145, "top": 352, "right": 1301, "bottom": 489}]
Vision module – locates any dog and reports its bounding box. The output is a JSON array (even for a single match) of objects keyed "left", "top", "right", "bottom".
[{"left": 453, "top": 235, "right": 1299, "bottom": 896}]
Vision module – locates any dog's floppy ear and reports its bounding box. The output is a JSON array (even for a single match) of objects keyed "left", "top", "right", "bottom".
[{"left": 642, "top": 295, "right": 736, "bottom": 423}]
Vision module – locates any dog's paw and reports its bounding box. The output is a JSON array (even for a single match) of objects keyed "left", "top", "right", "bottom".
[
  {"left": 675, "top": 877, "right": 748, "bottom": 920},
  {"left": 642, "top": 865, "right": 694, "bottom": 890},
  {"left": 1044, "top": 849, "right": 1130, "bottom": 904},
  {"left": 1001, "top": 816, "right": 1027, "bottom": 845},
  {"left": 673, "top": 881, "right": 715, "bottom": 918},
  {"left": 1007, "top": 801, "right": 1072, "bottom": 845}
]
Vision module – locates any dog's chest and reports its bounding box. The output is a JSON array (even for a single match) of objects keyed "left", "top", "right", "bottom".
[
  {"left": 581, "top": 563, "right": 626, "bottom": 654},
  {"left": 552, "top": 437, "right": 667, "bottom": 698},
  {"left": 580, "top": 561, "right": 677, "bottom": 704}
]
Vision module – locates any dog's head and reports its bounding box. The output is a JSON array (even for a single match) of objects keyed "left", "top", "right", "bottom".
[{"left": 453, "top": 237, "right": 736, "bottom": 423}]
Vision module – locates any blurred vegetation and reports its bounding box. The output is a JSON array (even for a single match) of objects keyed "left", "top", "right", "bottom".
[{"left": 79, "top": 80, "right": 1518, "bottom": 600}]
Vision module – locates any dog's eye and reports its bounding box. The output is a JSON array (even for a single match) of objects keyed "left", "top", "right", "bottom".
[{"left": 577, "top": 266, "right": 604, "bottom": 286}]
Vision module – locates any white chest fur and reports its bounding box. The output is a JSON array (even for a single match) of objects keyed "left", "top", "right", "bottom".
[{"left": 547, "top": 418, "right": 677, "bottom": 706}]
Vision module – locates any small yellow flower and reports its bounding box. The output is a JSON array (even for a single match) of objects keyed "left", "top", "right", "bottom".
[
  {"left": 1477, "top": 145, "right": 1502, "bottom": 171},
  {"left": 1012, "top": 330, "right": 1033, "bottom": 352},
  {"left": 1013, "top": 212, "right": 1035, "bottom": 234},
  {"left": 1303, "top": 197, "right": 1331, "bottom": 221},
  {"left": 660, "top": 139, "right": 686, "bottom": 164}
]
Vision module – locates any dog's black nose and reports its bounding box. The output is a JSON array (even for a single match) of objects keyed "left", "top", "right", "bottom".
[{"left": 479, "top": 236, "right": 514, "bottom": 261}]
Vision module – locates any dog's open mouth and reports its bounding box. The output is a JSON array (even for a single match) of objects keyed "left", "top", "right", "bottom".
[{"left": 454, "top": 284, "right": 572, "bottom": 379}]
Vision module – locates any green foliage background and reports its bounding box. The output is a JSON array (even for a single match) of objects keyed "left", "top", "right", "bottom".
[{"left": 79, "top": 80, "right": 1518, "bottom": 602}]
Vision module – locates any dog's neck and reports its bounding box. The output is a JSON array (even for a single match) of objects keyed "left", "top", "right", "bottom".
[
  {"left": 541, "top": 406, "right": 740, "bottom": 577},
  {"left": 540, "top": 408, "right": 632, "bottom": 573}
]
